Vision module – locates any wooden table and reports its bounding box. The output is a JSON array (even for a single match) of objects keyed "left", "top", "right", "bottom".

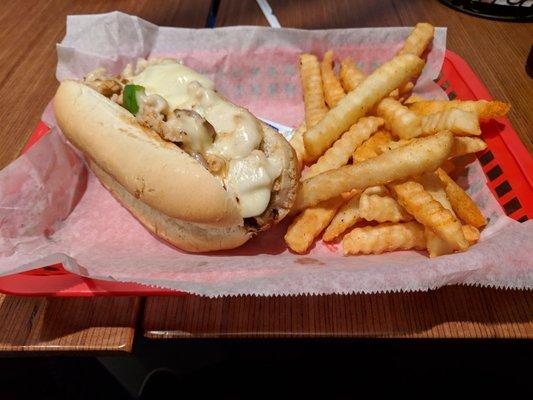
[{"left": 0, "top": 1, "right": 532, "bottom": 351}]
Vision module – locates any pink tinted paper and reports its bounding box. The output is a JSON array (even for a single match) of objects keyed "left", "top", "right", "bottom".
[{"left": 0, "top": 12, "right": 532, "bottom": 296}]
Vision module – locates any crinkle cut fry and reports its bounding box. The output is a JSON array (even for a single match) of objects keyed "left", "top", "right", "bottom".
[
  {"left": 390, "top": 180, "right": 469, "bottom": 252},
  {"left": 416, "top": 171, "right": 457, "bottom": 257},
  {"left": 403, "top": 94, "right": 428, "bottom": 105},
  {"left": 450, "top": 136, "right": 487, "bottom": 158},
  {"left": 435, "top": 168, "right": 487, "bottom": 228},
  {"left": 425, "top": 224, "right": 481, "bottom": 258},
  {"left": 416, "top": 172, "right": 455, "bottom": 217},
  {"left": 409, "top": 100, "right": 510, "bottom": 119},
  {"left": 462, "top": 225, "right": 480, "bottom": 243},
  {"left": 299, "top": 54, "right": 328, "bottom": 129},
  {"left": 303, "top": 54, "right": 424, "bottom": 161},
  {"left": 304, "top": 116, "right": 384, "bottom": 180},
  {"left": 398, "top": 22, "right": 435, "bottom": 57},
  {"left": 343, "top": 222, "right": 479, "bottom": 256},
  {"left": 323, "top": 192, "right": 362, "bottom": 242},
  {"left": 294, "top": 131, "right": 453, "bottom": 212},
  {"left": 352, "top": 130, "right": 393, "bottom": 163},
  {"left": 343, "top": 221, "right": 426, "bottom": 255},
  {"left": 377, "top": 136, "right": 486, "bottom": 160},
  {"left": 421, "top": 108, "right": 481, "bottom": 136},
  {"left": 339, "top": 59, "right": 413, "bottom": 101},
  {"left": 376, "top": 97, "right": 423, "bottom": 139},
  {"left": 284, "top": 195, "right": 346, "bottom": 254},
  {"left": 339, "top": 57, "right": 366, "bottom": 92},
  {"left": 359, "top": 190, "right": 413, "bottom": 223},
  {"left": 321, "top": 50, "right": 346, "bottom": 108}
]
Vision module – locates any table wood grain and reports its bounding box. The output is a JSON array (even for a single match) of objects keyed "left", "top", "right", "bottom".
[
  {"left": 144, "top": 286, "right": 533, "bottom": 338},
  {"left": 143, "top": 0, "right": 532, "bottom": 339},
  {"left": 0, "top": 296, "right": 140, "bottom": 353},
  {"left": 0, "top": 0, "right": 211, "bottom": 352}
]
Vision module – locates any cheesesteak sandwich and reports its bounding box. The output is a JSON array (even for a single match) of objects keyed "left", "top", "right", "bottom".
[{"left": 54, "top": 59, "right": 299, "bottom": 252}]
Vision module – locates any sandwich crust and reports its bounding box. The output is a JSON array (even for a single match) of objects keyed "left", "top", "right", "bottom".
[
  {"left": 54, "top": 80, "right": 299, "bottom": 251},
  {"left": 54, "top": 80, "right": 242, "bottom": 227},
  {"left": 89, "top": 160, "right": 251, "bottom": 252}
]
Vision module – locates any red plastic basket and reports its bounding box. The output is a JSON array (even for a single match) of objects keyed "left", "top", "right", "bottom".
[{"left": 0, "top": 50, "right": 531, "bottom": 297}]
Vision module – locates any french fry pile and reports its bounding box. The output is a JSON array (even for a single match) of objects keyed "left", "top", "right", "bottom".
[{"left": 285, "top": 23, "right": 510, "bottom": 257}]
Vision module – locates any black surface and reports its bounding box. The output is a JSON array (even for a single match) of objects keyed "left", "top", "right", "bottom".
[
  {"left": 439, "top": 0, "right": 533, "bottom": 22},
  {"left": 478, "top": 150, "right": 495, "bottom": 166},
  {"left": 136, "top": 339, "right": 533, "bottom": 398},
  {"left": 0, "top": 357, "right": 131, "bottom": 400},
  {"left": 1, "top": 340, "right": 532, "bottom": 399}
]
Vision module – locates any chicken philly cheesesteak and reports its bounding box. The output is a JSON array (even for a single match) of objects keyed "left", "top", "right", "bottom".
[{"left": 54, "top": 59, "right": 299, "bottom": 252}]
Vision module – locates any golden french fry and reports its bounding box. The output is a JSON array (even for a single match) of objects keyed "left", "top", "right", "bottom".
[
  {"left": 304, "top": 116, "right": 384, "bottom": 179},
  {"left": 284, "top": 195, "right": 346, "bottom": 253},
  {"left": 303, "top": 54, "right": 425, "bottom": 161},
  {"left": 399, "top": 81, "right": 415, "bottom": 96},
  {"left": 450, "top": 136, "right": 487, "bottom": 158},
  {"left": 390, "top": 180, "right": 469, "bottom": 252},
  {"left": 289, "top": 122, "right": 307, "bottom": 169},
  {"left": 416, "top": 171, "right": 457, "bottom": 257},
  {"left": 416, "top": 172, "right": 455, "bottom": 216},
  {"left": 396, "top": 23, "right": 434, "bottom": 96},
  {"left": 321, "top": 50, "right": 346, "bottom": 108},
  {"left": 362, "top": 185, "right": 389, "bottom": 196},
  {"left": 396, "top": 82, "right": 416, "bottom": 104},
  {"left": 359, "top": 189, "right": 413, "bottom": 223},
  {"left": 339, "top": 61, "right": 411, "bottom": 100},
  {"left": 379, "top": 136, "right": 486, "bottom": 160},
  {"left": 435, "top": 168, "right": 487, "bottom": 228},
  {"left": 352, "top": 130, "right": 393, "bottom": 163},
  {"left": 343, "top": 221, "right": 426, "bottom": 255},
  {"left": 424, "top": 227, "right": 452, "bottom": 258},
  {"left": 294, "top": 131, "right": 453, "bottom": 211},
  {"left": 409, "top": 100, "right": 510, "bottom": 119},
  {"left": 339, "top": 57, "right": 366, "bottom": 92},
  {"left": 421, "top": 108, "right": 481, "bottom": 136},
  {"left": 299, "top": 54, "right": 328, "bottom": 129},
  {"left": 376, "top": 97, "right": 423, "bottom": 139},
  {"left": 394, "top": 80, "right": 416, "bottom": 102},
  {"left": 323, "top": 192, "right": 362, "bottom": 242},
  {"left": 375, "top": 138, "right": 412, "bottom": 155},
  {"left": 403, "top": 94, "right": 428, "bottom": 105},
  {"left": 425, "top": 224, "right": 481, "bottom": 258},
  {"left": 462, "top": 225, "right": 480, "bottom": 244},
  {"left": 398, "top": 22, "right": 435, "bottom": 57}
]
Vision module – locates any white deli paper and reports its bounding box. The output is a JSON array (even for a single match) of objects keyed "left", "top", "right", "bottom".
[{"left": 0, "top": 12, "right": 532, "bottom": 296}]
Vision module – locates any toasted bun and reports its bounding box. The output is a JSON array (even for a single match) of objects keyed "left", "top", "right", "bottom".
[
  {"left": 54, "top": 80, "right": 299, "bottom": 252},
  {"left": 54, "top": 80, "right": 242, "bottom": 227},
  {"left": 89, "top": 160, "right": 251, "bottom": 252}
]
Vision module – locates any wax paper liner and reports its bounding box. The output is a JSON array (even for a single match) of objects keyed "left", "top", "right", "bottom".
[{"left": 0, "top": 12, "right": 531, "bottom": 297}]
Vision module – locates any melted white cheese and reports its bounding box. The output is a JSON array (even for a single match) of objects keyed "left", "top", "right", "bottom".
[
  {"left": 227, "top": 151, "right": 283, "bottom": 218},
  {"left": 132, "top": 60, "right": 215, "bottom": 110},
  {"left": 131, "top": 60, "right": 283, "bottom": 218},
  {"left": 184, "top": 82, "right": 263, "bottom": 160}
]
